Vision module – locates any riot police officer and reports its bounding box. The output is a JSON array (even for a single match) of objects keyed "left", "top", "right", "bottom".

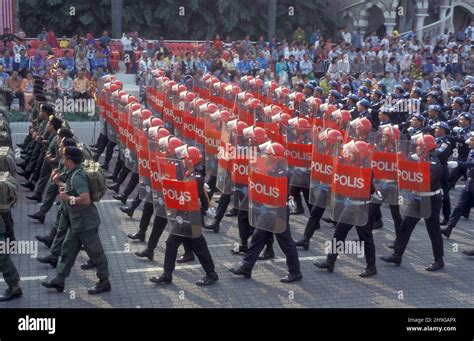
[
  {"left": 150, "top": 146, "right": 218, "bottom": 286},
  {"left": 442, "top": 132, "right": 474, "bottom": 239},
  {"left": 381, "top": 135, "right": 445, "bottom": 271},
  {"left": 230, "top": 142, "right": 302, "bottom": 283},
  {"left": 433, "top": 122, "right": 455, "bottom": 225}
]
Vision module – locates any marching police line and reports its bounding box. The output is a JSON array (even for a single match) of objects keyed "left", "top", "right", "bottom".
[
  {"left": 89, "top": 69, "right": 473, "bottom": 285},
  {"left": 1, "top": 71, "right": 473, "bottom": 302}
]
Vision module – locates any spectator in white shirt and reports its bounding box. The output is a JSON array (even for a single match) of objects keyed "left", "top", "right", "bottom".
[
  {"left": 337, "top": 54, "right": 350, "bottom": 74},
  {"left": 465, "top": 20, "right": 474, "bottom": 43},
  {"left": 341, "top": 27, "right": 352, "bottom": 45},
  {"left": 299, "top": 54, "right": 313, "bottom": 76}
]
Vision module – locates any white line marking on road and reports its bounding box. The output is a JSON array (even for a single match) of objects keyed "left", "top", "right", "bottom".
[
  {"left": 107, "top": 250, "right": 131, "bottom": 254},
  {"left": 208, "top": 243, "right": 233, "bottom": 247},
  {"left": 0, "top": 275, "right": 47, "bottom": 282},
  {"left": 95, "top": 199, "right": 123, "bottom": 203}
]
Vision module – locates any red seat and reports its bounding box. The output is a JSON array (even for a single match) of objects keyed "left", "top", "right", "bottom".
[
  {"left": 29, "top": 41, "right": 40, "bottom": 49},
  {"left": 53, "top": 48, "right": 64, "bottom": 57},
  {"left": 27, "top": 48, "right": 36, "bottom": 57}
]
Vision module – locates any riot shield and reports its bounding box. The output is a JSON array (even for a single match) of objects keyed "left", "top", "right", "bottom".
[
  {"left": 397, "top": 139, "right": 432, "bottom": 218},
  {"left": 117, "top": 101, "right": 128, "bottom": 147},
  {"left": 124, "top": 105, "right": 139, "bottom": 172},
  {"left": 309, "top": 128, "right": 340, "bottom": 207},
  {"left": 195, "top": 103, "right": 206, "bottom": 154},
  {"left": 231, "top": 128, "right": 252, "bottom": 211},
  {"left": 248, "top": 152, "right": 288, "bottom": 233},
  {"left": 204, "top": 110, "right": 228, "bottom": 177},
  {"left": 216, "top": 119, "right": 237, "bottom": 194},
  {"left": 162, "top": 88, "right": 174, "bottom": 134},
  {"left": 172, "top": 94, "right": 184, "bottom": 139},
  {"left": 283, "top": 125, "right": 312, "bottom": 188},
  {"left": 148, "top": 140, "right": 169, "bottom": 219},
  {"left": 330, "top": 140, "right": 374, "bottom": 226},
  {"left": 107, "top": 94, "right": 119, "bottom": 143},
  {"left": 370, "top": 126, "right": 400, "bottom": 205},
  {"left": 137, "top": 128, "right": 152, "bottom": 202},
  {"left": 160, "top": 159, "right": 203, "bottom": 238},
  {"left": 182, "top": 99, "right": 198, "bottom": 146}
]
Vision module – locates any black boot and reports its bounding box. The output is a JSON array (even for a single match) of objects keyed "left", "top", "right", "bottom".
[
  {"left": 177, "top": 253, "right": 195, "bottom": 263},
  {"left": 150, "top": 272, "right": 172, "bottom": 284},
  {"left": 41, "top": 276, "right": 65, "bottom": 292},
  {"left": 87, "top": 279, "right": 111, "bottom": 294},
  {"left": 26, "top": 194, "right": 42, "bottom": 203},
  {"left": 80, "top": 259, "right": 97, "bottom": 270},
  {"left": 462, "top": 249, "right": 474, "bottom": 256},
  {"left": 441, "top": 226, "right": 454, "bottom": 239},
  {"left": 107, "top": 183, "right": 120, "bottom": 193},
  {"left": 37, "top": 255, "right": 58, "bottom": 267},
  {"left": 257, "top": 248, "right": 275, "bottom": 260},
  {"left": 322, "top": 217, "right": 337, "bottom": 226},
  {"left": 295, "top": 238, "right": 310, "bottom": 251},
  {"left": 17, "top": 170, "right": 31, "bottom": 179},
  {"left": 203, "top": 220, "right": 220, "bottom": 233},
  {"left": 113, "top": 193, "right": 127, "bottom": 205},
  {"left": 119, "top": 198, "right": 141, "bottom": 218},
  {"left": 280, "top": 272, "right": 303, "bottom": 283},
  {"left": 372, "top": 220, "right": 383, "bottom": 229},
  {"left": 359, "top": 266, "right": 377, "bottom": 278},
  {"left": 380, "top": 254, "right": 402, "bottom": 266},
  {"left": 229, "top": 266, "right": 251, "bottom": 279},
  {"left": 36, "top": 235, "right": 53, "bottom": 248},
  {"left": 135, "top": 249, "right": 154, "bottom": 261},
  {"left": 28, "top": 212, "right": 45, "bottom": 224},
  {"left": 196, "top": 272, "right": 218, "bottom": 286},
  {"left": 313, "top": 257, "right": 335, "bottom": 273},
  {"left": 127, "top": 231, "right": 145, "bottom": 242},
  {"left": 0, "top": 286, "right": 22, "bottom": 301},
  {"left": 426, "top": 260, "right": 444, "bottom": 272},
  {"left": 225, "top": 208, "right": 238, "bottom": 217},
  {"left": 20, "top": 181, "right": 35, "bottom": 191}
]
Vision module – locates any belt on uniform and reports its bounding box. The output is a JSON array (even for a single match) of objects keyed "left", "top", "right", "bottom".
[{"left": 414, "top": 189, "right": 442, "bottom": 197}]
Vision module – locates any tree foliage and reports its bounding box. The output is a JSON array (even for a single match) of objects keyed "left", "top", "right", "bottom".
[{"left": 19, "top": 0, "right": 339, "bottom": 40}]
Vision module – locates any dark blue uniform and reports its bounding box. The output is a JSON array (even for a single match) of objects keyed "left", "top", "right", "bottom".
[
  {"left": 445, "top": 149, "right": 474, "bottom": 231},
  {"left": 392, "top": 154, "right": 444, "bottom": 262},
  {"left": 436, "top": 136, "right": 455, "bottom": 221},
  {"left": 449, "top": 126, "right": 472, "bottom": 188}
]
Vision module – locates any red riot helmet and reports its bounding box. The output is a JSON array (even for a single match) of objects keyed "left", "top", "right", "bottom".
[
  {"left": 158, "top": 135, "right": 182, "bottom": 156},
  {"left": 175, "top": 145, "right": 203, "bottom": 167},
  {"left": 243, "top": 126, "right": 268, "bottom": 145}
]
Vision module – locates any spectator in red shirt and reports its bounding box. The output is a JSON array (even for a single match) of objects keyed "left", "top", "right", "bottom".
[{"left": 47, "top": 30, "right": 58, "bottom": 48}]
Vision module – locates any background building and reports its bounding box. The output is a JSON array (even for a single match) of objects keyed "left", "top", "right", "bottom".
[{"left": 331, "top": 0, "right": 473, "bottom": 39}]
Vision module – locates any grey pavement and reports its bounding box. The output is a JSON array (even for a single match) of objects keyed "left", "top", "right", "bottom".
[{"left": 2, "top": 121, "right": 474, "bottom": 308}]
